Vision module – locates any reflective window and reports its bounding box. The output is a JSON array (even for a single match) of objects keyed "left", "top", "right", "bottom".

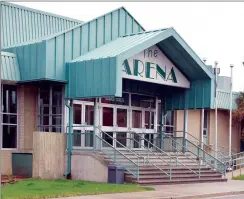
[
  {"left": 131, "top": 94, "right": 156, "bottom": 108},
  {"left": 2, "top": 85, "right": 18, "bottom": 149},
  {"left": 116, "top": 132, "right": 127, "bottom": 148},
  {"left": 165, "top": 111, "right": 174, "bottom": 135},
  {"left": 145, "top": 111, "right": 154, "bottom": 129},
  {"left": 132, "top": 110, "right": 142, "bottom": 128},
  {"left": 73, "top": 104, "right": 82, "bottom": 124},
  {"left": 103, "top": 107, "right": 113, "bottom": 127},
  {"left": 117, "top": 109, "right": 127, "bottom": 127},
  {"left": 102, "top": 132, "right": 113, "bottom": 147},
  {"left": 85, "top": 105, "right": 94, "bottom": 125},
  {"left": 38, "top": 84, "right": 63, "bottom": 133}
]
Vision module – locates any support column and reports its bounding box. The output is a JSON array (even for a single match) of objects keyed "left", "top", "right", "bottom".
[
  {"left": 93, "top": 98, "right": 101, "bottom": 151},
  {"left": 183, "top": 91, "right": 188, "bottom": 153},
  {"left": 160, "top": 97, "right": 166, "bottom": 150},
  {"left": 201, "top": 109, "right": 205, "bottom": 150},
  {"left": 64, "top": 99, "right": 73, "bottom": 177}
]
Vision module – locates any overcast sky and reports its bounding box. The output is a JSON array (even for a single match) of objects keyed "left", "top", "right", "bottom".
[{"left": 15, "top": 2, "right": 244, "bottom": 92}]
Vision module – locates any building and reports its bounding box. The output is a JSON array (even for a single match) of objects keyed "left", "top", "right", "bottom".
[{"left": 1, "top": 2, "right": 241, "bottom": 184}]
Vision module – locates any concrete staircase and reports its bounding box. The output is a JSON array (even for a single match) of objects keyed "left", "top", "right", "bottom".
[{"left": 103, "top": 150, "right": 227, "bottom": 185}]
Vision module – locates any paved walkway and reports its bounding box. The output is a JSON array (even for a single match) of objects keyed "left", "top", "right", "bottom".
[{"left": 55, "top": 180, "right": 244, "bottom": 199}]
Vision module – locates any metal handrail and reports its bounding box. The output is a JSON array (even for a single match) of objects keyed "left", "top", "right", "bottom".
[
  {"left": 184, "top": 132, "right": 227, "bottom": 162},
  {"left": 161, "top": 132, "right": 226, "bottom": 176},
  {"left": 100, "top": 130, "right": 171, "bottom": 178},
  {"left": 129, "top": 132, "right": 201, "bottom": 178},
  {"left": 95, "top": 134, "right": 140, "bottom": 180}
]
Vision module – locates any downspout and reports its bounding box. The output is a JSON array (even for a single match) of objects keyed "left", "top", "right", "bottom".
[{"left": 64, "top": 100, "right": 73, "bottom": 178}]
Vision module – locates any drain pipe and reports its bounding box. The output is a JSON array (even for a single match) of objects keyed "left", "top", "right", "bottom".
[{"left": 64, "top": 99, "right": 73, "bottom": 178}]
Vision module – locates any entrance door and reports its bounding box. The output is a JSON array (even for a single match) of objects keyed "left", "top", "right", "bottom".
[
  {"left": 72, "top": 99, "right": 94, "bottom": 149},
  {"left": 203, "top": 110, "right": 209, "bottom": 145}
]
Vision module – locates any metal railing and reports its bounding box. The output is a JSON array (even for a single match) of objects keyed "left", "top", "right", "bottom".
[
  {"left": 160, "top": 132, "right": 226, "bottom": 176},
  {"left": 128, "top": 132, "right": 202, "bottom": 179}
]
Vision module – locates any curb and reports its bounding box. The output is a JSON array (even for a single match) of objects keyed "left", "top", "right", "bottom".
[{"left": 155, "top": 191, "right": 244, "bottom": 199}]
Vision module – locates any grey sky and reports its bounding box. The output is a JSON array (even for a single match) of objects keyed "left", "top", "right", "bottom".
[{"left": 16, "top": 2, "right": 244, "bottom": 92}]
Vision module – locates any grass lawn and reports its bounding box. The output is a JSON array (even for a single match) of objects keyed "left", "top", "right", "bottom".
[
  {"left": 232, "top": 175, "right": 244, "bottom": 180},
  {"left": 2, "top": 178, "right": 154, "bottom": 199}
]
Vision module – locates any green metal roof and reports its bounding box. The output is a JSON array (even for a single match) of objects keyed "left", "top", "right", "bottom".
[
  {"left": 217, "top": 90, "right": 239, "bottom": 110},
  {"left": 1, "top": 2, "right": 83, "bottom": 48},
  {"left": 1, "top": 51, "right": 20, "bottom": 81},
  {"left": 70, "top": 28, "right": 213, "bottom": 81}
]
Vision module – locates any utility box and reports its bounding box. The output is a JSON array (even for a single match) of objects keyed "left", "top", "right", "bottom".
[
  {"left": 12, "top": 153, "right": 33, "bottom": 177},
  {"left": 108, "top": 165, "right": 124, "bottom": 184}
]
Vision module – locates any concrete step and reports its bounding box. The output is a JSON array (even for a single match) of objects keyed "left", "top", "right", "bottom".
[{"left": 134, "top": 178, "right": 228, "bottom": 185}]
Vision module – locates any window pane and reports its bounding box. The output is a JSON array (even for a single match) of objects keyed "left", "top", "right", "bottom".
[
  {"left": 39, "top": 116, "right": 49, "bottom": 126},
  {"left": 3, "top": 114, "right": 17, "bottom": 124},
  {"left": 52, "top": 106, "right": 62, "bottom": 114},
  {"left": 103, "top": 107, "right": 113, "bottom": 126},
  {"left": 132, "top": 110, "right": 142, "bottom": 128},
  {"left": 52, "top": 116, "right": 62, "bottom": 126},
  {"left": 39, "top": 126, "right": 50, "bottom": 132},
  {"left": 85, "top": 105, "right": 94, "bottom": 125},
  {"left": 102, "top": 132, "right": 113, "bottom": 147},
  {"left": 2, "top": 125, "right": 17, "bottom": 148},
  {"left": 116, "top": 132, "right": 127, "bottom": 148},
  {"left": 133, "top": 134, "right": 140, "bottom": 148},
  {"left": 117, "top": 109, "right": 127, "bottom": 127},
  {"left": 131, "top": 94, "right": 156, "bottom": 108},
  {"left": 73, "top": 104, "right": 82, "bottom": 124},
  {"left": 51, "top": 126, "right": 62, "bottom": 133},
  {"left": 40, "top": 90, "right": 50, "bottom": 105},
  {"left": 40, "top": 106, "right": 49, "bottom": 115},
  {"left": 145, "top": 111, "right": 154, "bottom": 129},
  {"left": 52, "top": 86, "right": 62, "bottom": 106},
  {"left": 145, "top": 134, "right": 154, "bottom": 148},
  {"left": 2, "top": 85, "right": 17, "bottom": 113},
  {"left": 85, "top": 131, "right": 93, "bottom": 147},
  {"left": 73, "top": 130, "right": 81, "bottom": 147},
  {"left": 204, "top": 110, "right": 208, "bottom": 128}
]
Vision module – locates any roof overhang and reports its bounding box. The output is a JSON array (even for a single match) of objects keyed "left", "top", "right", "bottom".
[{"left": 66, "top": 28, "right": 214, "bottom": 99}]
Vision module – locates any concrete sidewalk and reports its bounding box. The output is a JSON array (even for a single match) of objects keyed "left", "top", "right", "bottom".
[{"left": 54, "top": 180, "right": 244, "bottom": 199}]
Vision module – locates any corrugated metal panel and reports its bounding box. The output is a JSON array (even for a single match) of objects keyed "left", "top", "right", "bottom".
[
  {"left": 45, "top": 7, "right": 144, "bottom": 81},
  {"left": 1, "top": 2, "right": 82, "bottom": 48},
  {"left": 165, "top": 79, "right": 214, "bottom": 110},
  {"left": 217, "top": 90, "right": 239, "bottom": 110},
  {"left": 5, "top": 42, "right": 46, "bottom": 81},
  {"left": 66, "top": 57, "right": 119, "bottom": 98},
  {"left": 1, "top": 51, "right": 20, "bottom": 81}
]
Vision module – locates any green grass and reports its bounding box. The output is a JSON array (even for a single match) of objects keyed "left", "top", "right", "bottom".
[
  {"left": 2, "top": 178, "right": 154, "bottom": 199},
  {"left": 232, "top": 175, "right": 244, "bottom": 180}
]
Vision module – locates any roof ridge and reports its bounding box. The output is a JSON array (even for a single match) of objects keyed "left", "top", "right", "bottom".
[
  {"left": 122, "top": 28, "right": 168, "bottom": 37},
  {"left": 0, "top": 1, "right": 83, "bottom": 23}
]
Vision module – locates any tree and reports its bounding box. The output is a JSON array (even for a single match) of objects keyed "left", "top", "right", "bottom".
[{"left": 232, "top": 92, "right": 244, "bottom": 136}]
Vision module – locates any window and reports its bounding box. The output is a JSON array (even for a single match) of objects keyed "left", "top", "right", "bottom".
[
  {"left": 203, "top": 110, "right": 209, "bottom": 137},
  {"left": 38, "top": 85, "right": 64, "bottom": 132},
  {"left": 165, "top": 111, "right": 174, "bottom": 136},
  {"left": 2, "top": 85, "right": 18, "bottom": 148}
]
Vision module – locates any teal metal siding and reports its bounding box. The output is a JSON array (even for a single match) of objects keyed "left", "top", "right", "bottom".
[
  {"left": 1, "top": 51, "right": 20, "bottom": 81},
  {"left": 66, "top": 57, "right": 119, "bottom": 98},
  {"left": 5, "top": 42, "right": 46, "bottom": 81},
  {"left": 45, "top": 7, "right": 144, "bottom": 81},
  {"left": 216, "top": 90, "right": 239, "bottom": 110},
  {"left": 1, "top": 2, "right": 82, "bottom": 48},
  {"left": 165, "top": 79, "right": 213, "bottom": 110}
]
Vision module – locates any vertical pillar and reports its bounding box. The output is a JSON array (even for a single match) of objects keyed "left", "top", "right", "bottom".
[
  {"left": 183, "top": 91, "right": 188, "bottom": 153},
  {"left": 201, "top": 109, "right": 205, "bottom": 149},
  {"left": 93, "top": 98, "right": 101, "bottom": 151},
  {"left": 66, "top": 99, "right": 73, "bottom": 177},
  {"left": 160, "top": 97, "right": 166, "bottom": 150}
]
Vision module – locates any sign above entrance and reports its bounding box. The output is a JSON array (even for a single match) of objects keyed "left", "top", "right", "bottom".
[{"left": 122, "top": 45, "right": 190, "bottom": 88}]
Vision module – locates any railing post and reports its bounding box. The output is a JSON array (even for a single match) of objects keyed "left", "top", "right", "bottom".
[
  {"left": 198, "top": 156, "right": 201, "bottom": 179},
  {"left": 137, "top": 157, "right": 139, "bottom": 182},
  {"left": 170, "top": 158, "right": 172, "bottom": 180},
  {"left": 183, "top": 90, "right": 188, "bottom": 153}
]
